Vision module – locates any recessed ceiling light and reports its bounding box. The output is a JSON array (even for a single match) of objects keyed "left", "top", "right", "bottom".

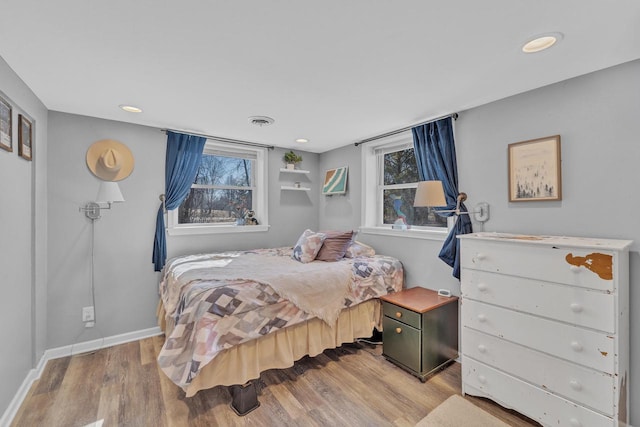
[
  {"left": 522, "top": 33, "right": 563, "bottom": 53},
  {"left": 119, "top": 104, "right": 143, "bottom": 113},
  {"left": 295, "top": 138, "right": 309, "bottom": 143}
]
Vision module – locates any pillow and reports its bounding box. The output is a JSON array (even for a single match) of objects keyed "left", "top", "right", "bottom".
[
  {"left": 345, "top": 240, "right": 376, "bottom": 258},
  {"left": 315, "top": 230, "right": 355, "bottom": 262},
  {"left": 292, "top": 229, "right": 327, "bottom": 263}
]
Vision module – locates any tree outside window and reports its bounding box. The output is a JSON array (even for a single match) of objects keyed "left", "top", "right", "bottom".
[
  {"left": 381, "top": 147, "right": 447, "bottom": 228},
  {"left": 179, "top": 153, "right": 255, "bottom": 224}
]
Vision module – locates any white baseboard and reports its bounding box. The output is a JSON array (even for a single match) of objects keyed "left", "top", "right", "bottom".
[
  {"left": 44, "top": 326, "right": 163, "bottom": 360},
  {"left": 0, "top": 326, "right": 163, "bottom": 427}
]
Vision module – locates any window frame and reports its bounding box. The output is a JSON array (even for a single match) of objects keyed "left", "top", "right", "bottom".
[
  {"left": 360, "top": 132, "right": 451, "bottom": 241},
  {"left": 167, "top": 140, "right": 269, "bottom": 235}
]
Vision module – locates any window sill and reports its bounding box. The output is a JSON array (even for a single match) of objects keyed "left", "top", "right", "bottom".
[
  {"left": 358, "top": 226, "right": 448, "bottom": 241},
  {"left": 168, "top": 224, "right": 270, "bottom": 236}
]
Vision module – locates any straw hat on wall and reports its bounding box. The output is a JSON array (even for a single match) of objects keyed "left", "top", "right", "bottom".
[{"left": 86, "top": 139, "right": 134, "bottom": 181}]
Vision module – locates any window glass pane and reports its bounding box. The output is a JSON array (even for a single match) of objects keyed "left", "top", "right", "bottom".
[
  {"left": 383, "top": 148, "right": 420, "bottom": 185},
  {"left": 383, "top": 188, "right": 447, "bottom": 227},
  {"left": 193, "top": 154, "right": 253, "bottom": 187},
  {"left": 179, "top": 188, "right": 252, "bottom": 224}
]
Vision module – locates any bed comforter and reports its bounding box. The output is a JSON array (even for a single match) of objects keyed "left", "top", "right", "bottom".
[{"left": 157, "top": 247, "right": 403, "bottom": 390}]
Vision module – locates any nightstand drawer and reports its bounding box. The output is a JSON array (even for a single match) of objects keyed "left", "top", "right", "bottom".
[
  {"left": 382, "top": 316, "right": 421, "bottom": 373},
  {"left": 383, "top": 302, "right": 421, "bottom": 329}
]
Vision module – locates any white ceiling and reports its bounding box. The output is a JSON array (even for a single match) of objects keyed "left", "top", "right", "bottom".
[{"left": 1, "top": 1, "right": 639, "bottom": 153}]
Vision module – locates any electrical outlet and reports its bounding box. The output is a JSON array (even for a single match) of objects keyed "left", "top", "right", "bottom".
[{"left": 82, "top": 306, "right": 95, "bottom": 322}]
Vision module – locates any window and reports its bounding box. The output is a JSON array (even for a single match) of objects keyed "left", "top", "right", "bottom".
[
  {"left": 361, "top": 133, "right": 449, "bottom": 239},
  {"left": 168, "top": 141, "right": 268, "bottom": 235}
]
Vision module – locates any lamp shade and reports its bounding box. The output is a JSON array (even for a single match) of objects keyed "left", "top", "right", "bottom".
[
  {"left": 413, "top": 180, "right": 447, "bottom": 207},
  {"left": 95, "top": 181, "right": 125, "bottom": 203}
]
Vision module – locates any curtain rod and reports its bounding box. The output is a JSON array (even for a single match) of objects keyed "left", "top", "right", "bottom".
[
  {"left": 354, "top": 112, "right": 458, "bottom": 147},
  {"left": 160, "top": 129, "right": 275, "bottom": 150}
]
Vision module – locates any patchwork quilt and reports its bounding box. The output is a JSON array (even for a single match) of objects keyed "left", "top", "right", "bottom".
[{"left": 157, "top": 247, "right": 403, "bottom": 389}]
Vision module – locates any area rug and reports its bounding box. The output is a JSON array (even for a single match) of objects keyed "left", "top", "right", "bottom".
[{"left": 415, "top": 395, "right": 510, "bottom": 427}]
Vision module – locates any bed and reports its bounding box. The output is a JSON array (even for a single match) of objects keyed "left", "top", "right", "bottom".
[{"left": 156, "top": 239, "right": 403, "bottom": 414}]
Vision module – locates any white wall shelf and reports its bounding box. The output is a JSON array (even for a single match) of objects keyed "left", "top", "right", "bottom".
[
  {"left": 279, "top": 168, "right": 310, "bottom": 174},
  {"left": 280, "top": 168, "right": 311, "bottom": 192},
  {"left": 280, "top": 186, "right": 310, "bottom": 191}
]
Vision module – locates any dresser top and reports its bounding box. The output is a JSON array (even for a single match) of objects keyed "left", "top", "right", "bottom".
[
  {"left": 380, "top": 287, "right": 458, "bottom": 313},
  {"left": 458, "top": 232, "right": 632, "bottom": 251}
]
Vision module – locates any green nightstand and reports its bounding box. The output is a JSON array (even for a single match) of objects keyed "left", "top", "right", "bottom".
[{"left": 380, "top": 287, "right": 458, "bottom": 382}]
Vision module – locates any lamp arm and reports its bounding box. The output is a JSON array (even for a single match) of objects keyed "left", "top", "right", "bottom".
[
  {"left": 434, "top": 192, "right": 490, "bottom": 223},
  {"left": 78, "top": 201, "right": 114, "bottom": 220}
]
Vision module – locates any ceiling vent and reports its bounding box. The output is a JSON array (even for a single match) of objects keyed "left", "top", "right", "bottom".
[{"left": 248, "top": 116, "right": 275, "bottom": 127}]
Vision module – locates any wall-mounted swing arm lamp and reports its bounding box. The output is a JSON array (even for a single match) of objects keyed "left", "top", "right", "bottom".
[
  {"left": 413, "top": 180, "right": 490, "bottom": 223},
  {"left": 79, "top": 181, "right": 125, "bottom": 220}
]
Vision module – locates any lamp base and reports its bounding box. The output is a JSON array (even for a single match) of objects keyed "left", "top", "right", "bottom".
[{"left": 84, "top": 202, "right": 101, "bottom": 220}]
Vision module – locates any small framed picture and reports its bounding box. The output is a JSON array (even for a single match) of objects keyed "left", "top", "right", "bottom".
[
  {"left": 0, "top": 96, "right": 12, "bottom": 152},
  {"left": 18, "top": 114, "right": 32, "bottom": 161},
  {"left": 322, "top": 166, "right": 348, "bottom": 195},
  {"left": 508, "top": 135, "right": 561, "bottom": 202}
]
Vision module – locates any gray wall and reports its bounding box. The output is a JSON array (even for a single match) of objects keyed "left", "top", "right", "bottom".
[
  {"left": 46, "top": 112, "right": 320, "bottom": 348},
  {"left": 319, "top": 59, "right": 640, "bottom": 423},
  {"left": 318, "top": 145, "right": 361, "bottom": 231},
  {"left": 0, "top": 58, "right": 48, "bottom": 416}
]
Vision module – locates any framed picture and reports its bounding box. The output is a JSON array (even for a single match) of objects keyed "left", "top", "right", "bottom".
[
  {"left": 322, "top": 166, "right": 348, "bottom": 195},
  {"left": 0, "top": 96, "right": 12, "bottom": 152},
  {"left": 508, "top": 135, "right": 561, "bottom": 202},
  {"left": 18, "top": 114, "right": 32, "bottom": 161}
]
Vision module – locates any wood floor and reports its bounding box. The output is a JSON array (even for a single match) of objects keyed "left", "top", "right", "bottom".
[{"left": 12, "top": 335, "right": 539, "bottom": 426}]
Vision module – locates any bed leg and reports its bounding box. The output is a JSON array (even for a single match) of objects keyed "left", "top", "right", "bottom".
[{"left": 229, "top": 381, "right": 260, "bottom": 416}]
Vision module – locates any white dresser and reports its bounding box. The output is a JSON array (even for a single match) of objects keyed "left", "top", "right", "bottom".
[{"left": 458, "top": 233, "right": 632, "bottom": 427}]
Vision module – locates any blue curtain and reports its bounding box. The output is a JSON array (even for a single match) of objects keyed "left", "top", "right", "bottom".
[
  {"left": 412, "top": 117, "right": 472, "bottom": 279},
  {"left": 152, "top": 131, "right": 206, "bottom": 271}
]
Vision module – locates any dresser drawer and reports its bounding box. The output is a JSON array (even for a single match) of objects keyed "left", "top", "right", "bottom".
[
  {"left": 460, "top": 239, "right": 615, "bottom": 292},
  {"left": 463, "top": 328, "right": 614, "bottom": 415},
  {"left": 382, "top": 316, "right": 421, "bottom": 372},
  {"left": 462, "top": 300, "right": 615, "bottom": 373},
  {"left": 461, "top": 269, "right": 615, "bottom": 332},
  {"left": 382, "top": 302, "right": 421, "bottom": 329},
  {"left": 463, "top": 358, "right": 613, "bottom": 427}
]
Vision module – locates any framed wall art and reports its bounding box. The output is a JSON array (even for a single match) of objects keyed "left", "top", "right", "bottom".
[
  {"left": 508, "top": 135, "right": 561, "bottom": 202},
  {"left": 18, "top": 114, "right": 33, "bottom": 161},
  {"left": 322, "top": 166, "right": 348, "bottom": 195},
  {"left": 0, "top": 96, "right": 12, "bottom": 152}
]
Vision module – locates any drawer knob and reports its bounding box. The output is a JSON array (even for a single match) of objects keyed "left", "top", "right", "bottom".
[
  {"left": 477, "top": 344, "right": 487, "bottom": 353},
  {"left": 395, "top": 327, "right": 402, "bottom": 334},
  {"left": 477, "top": 375, "right": 487, "bottom": 384},
  {"left": 569, "top": 380, "right": 583, "bottom": 391},
  {"left": 477, "top": 314, "right": 487, "bottom": 323},
  {"left": 395, "top": 311, "right": 402, "bottom": 318},
  {"left": 477, "top": 283, "right": 488, "bottom": 292},
  {"left": 570, "top": 341, "right": 583, "bottom": 352},
  {"left": 569, "top": 418, "right": 582, "bottom": 427},
  {"left": 569, "top": 265, "right": 581, "bottom": 273},
  {"left": 473, "top": 253, "right": 487, "bottom": 262},
  {"left": 570, "top": 303, "right": 583, "bottom": 313}
]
